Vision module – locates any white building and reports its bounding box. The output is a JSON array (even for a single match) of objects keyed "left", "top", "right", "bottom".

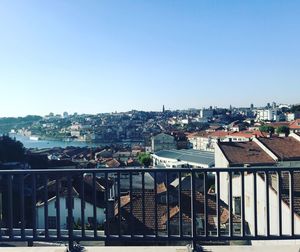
[
  {"left": 255, "top": 109, "right": 278, "bottom": 121},
  {"left": 36, "top": 193, "right": 105, "bottom": 229},
  {"left": 214, "top": 135, "right": 300, "bottom": 243}
]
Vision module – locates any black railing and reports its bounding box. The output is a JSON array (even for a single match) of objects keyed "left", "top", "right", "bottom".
[{"left": 0, "top": 167, "right": 299, "bottom": 250}]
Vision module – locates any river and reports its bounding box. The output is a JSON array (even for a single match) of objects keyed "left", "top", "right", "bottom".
[{"left": 8, "top": 134, "right": 110, "bottom": 149}]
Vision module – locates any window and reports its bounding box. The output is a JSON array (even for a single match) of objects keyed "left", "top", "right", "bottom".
[
  {"left": 233, "top": 197, "right": 241, "bottom": 215},
  {"left": 48, "top": 216, "right": 57, "bottom": 229}
]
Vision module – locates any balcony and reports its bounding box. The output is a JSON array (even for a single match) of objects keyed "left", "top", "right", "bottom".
[{"left": 0, "top": 167, "right": 300, "bottom": 251}]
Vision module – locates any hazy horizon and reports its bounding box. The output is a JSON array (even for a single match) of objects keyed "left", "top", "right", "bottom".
[
  {"left": 0, "top": 100, "right": 297, "bottom": 118},
  {"left": 1, "top": 1, "right": 300, "bottom": 117}
]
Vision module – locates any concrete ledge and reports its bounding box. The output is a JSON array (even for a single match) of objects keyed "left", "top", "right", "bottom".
[
  {"left": 0, "top": 245, "right": 299, "bottom": 252},
  {"left": 0, "top": 248, "right": 66, "bottom": 252},
  {"left": 0, "top": 247, "right": 187, "bottom": 252},
  {"left": 202, "top": 245, "right": 300, "bottom": 252}
]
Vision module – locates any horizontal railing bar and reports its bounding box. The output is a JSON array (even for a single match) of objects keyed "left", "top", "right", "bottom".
[
  {"left": 2, "top": 234, "right": 300, "bottom": 242},
  {"left": 1, "top": 166, "right": 300, "bottom": 174}
]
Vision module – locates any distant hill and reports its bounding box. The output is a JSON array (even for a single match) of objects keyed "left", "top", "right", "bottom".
[{"left": 0, "top": 115, "right": 42, "bottom": 134}]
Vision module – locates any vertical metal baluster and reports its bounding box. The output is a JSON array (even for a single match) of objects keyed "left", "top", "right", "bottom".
[
  {"left": 265, "top": 171, "right": 270, "bottom": 236},
  {"left": 142, "top": 171, "right": 145, "bottom": 237},
  {"left": 191, "top": 171, "right": 196, "bottom": 249},
  {"left": 229, "top": 171, "right": 233, "bottom": 237},
  {"left": 93, "top": 172, "right": 97, "bottom": 238},
  {"left": 130, "top": 171, "right": 133, "bottom": 237},
  {"left": 55, "top": 177, "right": 61, "bottom": 239},
  {"left": 154, "top": 171, "right": 158, "bottom": 237},
  {"left": 67, "top": 175, "right": 74, "bottom": 251},
  {"left": 253, "top": 172, "right": 257, "bottom": 237},
  {"left": 80, "top": 173, "right": 85, "bottom": 238},
  {"left": 241, "top": 171, "right": 245, "bottom": 237},
  {"left": 289, "top": 171, "right": 294, "bottom": 236},
  {"left": 204, "top": 171, "right": 208, "bottom": 238},
  {"left": 0, "top": 176, "right": 1, "bottom": 239},
  {"left": 166, "top": 172, "right": 170, "bottom": 237},
  {"left": 32, "top": 174, "right": 37, "bottom": 240},
  {"left": 105, "top": 172, "right": 109, "bottom": 237},
  {"left": 44, "top": 175, "right": 49, "bottom": 239},
  {"left": 179, "top": 171, "right": 183, "bottom": 237},
  {"left": 216, "top": 171, "right": 220, "bottom": 237},
  {"left": 277, "top": 171, "right": 282, "bottom": 236},
  {"left": 8, "top": 174, "right": 13, "bottom": 239},
  {"left": 20, "top": 174, "right": 25, "bottom": 239},
  {"left": 117, "top": 172, "right": 121, "bottom": 237}
]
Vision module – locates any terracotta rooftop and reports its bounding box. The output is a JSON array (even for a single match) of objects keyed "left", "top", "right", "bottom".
[
  {"left": 112, "top": 188, "right": 242, "bottom": 235},
  {"left": 218, "top": 141, "right": 276, "bottom": 166},
  {"left": 187, "top": 130, "right": 267, "bottom": 140},
  {"left": 269, "top": 122, "right": 291, "bottom": 128},
  {"left": 290, "top": 119, "right": 300, "bottom": 130},
  {"left": 106, "top": 158, "right": 121, "bottom": 168},
  {"left": 258, "top": 137, "right": 300, "bottom": 161},
  {"left": 156, "top": 182, "right": 167, "bottom": 194}
]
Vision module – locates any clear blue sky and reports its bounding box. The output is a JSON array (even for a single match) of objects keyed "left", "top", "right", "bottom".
[{"left": 0, "top": 0, "right": 299, "bottom": 117}]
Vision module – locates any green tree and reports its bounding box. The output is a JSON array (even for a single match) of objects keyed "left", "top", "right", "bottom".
[
  {"left": 259, "top": 125, "right": 275, "bottom": 134},
  {"left": 276, "top": 126, "right": 290, "bottom": 135},
  {"left": 291, "top": 105, "right": 300, "bottom": 113},
  {"left": 0, "top": 135, "right": 25, "bottom": 163},
  {"left": 138, "top": 152, "right": 151, "bottom": 167}
]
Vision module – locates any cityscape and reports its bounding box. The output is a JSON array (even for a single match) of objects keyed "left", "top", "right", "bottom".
[
  {"left": 1, "top": 1, "right": 300, "bottom": 252},
  {"left": 1, "top": 102, "right": 300, "bottom": 252},
  {"left": 1, "top": 102, "right": 299, "bottom": 169}
]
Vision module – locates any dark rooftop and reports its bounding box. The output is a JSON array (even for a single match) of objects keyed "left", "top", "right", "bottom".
[
  {"left": 218, "top": 141, "right": 276, "bottom": 166},
  {"left": 259, "top": 137, "right": 300, "bottom": 161}
]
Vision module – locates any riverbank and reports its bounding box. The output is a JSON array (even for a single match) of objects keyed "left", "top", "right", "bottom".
[{"left": 9, "top": 134, "right": 143, "bottom": 149}]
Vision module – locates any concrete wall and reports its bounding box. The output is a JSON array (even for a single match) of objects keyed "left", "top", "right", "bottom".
[{"left": 224, "top": 173, "right": 300, "bottom": 238}]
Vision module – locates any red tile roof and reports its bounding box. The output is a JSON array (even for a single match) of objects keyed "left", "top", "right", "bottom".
[
  {"left": 269, "top": 122, "right": 291, "bottom": 128},
  {"left": 112, "top": 189, "right": 242, "bottom": 235},
  {"left": 290, "top": 119, "right": 300, "bottom": 130},
  {"left": 258, "top": 137, "right": 300, "bottom": 161},
  {"left": 187, "top": 130, "right": 268, "bottom": 140},
  {"left": 218, "top": 141, "right": 276, "bottom": 166}
]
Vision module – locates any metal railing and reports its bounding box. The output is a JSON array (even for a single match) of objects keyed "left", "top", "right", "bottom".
[{"left": 0, "top": 167, "right": 299, "bottom": 250}]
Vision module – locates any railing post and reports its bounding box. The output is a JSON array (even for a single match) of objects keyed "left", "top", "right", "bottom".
[
  {"left": 67, "top": 175, "right": 74, "bottom": 251},
  {"left": 241, "top": 171, "right": 245, "bottom": 237},
  {"left": 228, "top": 171, "right": 233, "bottom": 237},
  {"left": 191, "top": 170, "right": 197, "bottom": 250},
  {"left": 216, "top": 171, "right": 220, "bottom": 237},
  {"left": 253, "top": 171, "right": 257, "bottom": 237},
  {"left": 289, "top": 170, "right": 295, "bottom": 236}
]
